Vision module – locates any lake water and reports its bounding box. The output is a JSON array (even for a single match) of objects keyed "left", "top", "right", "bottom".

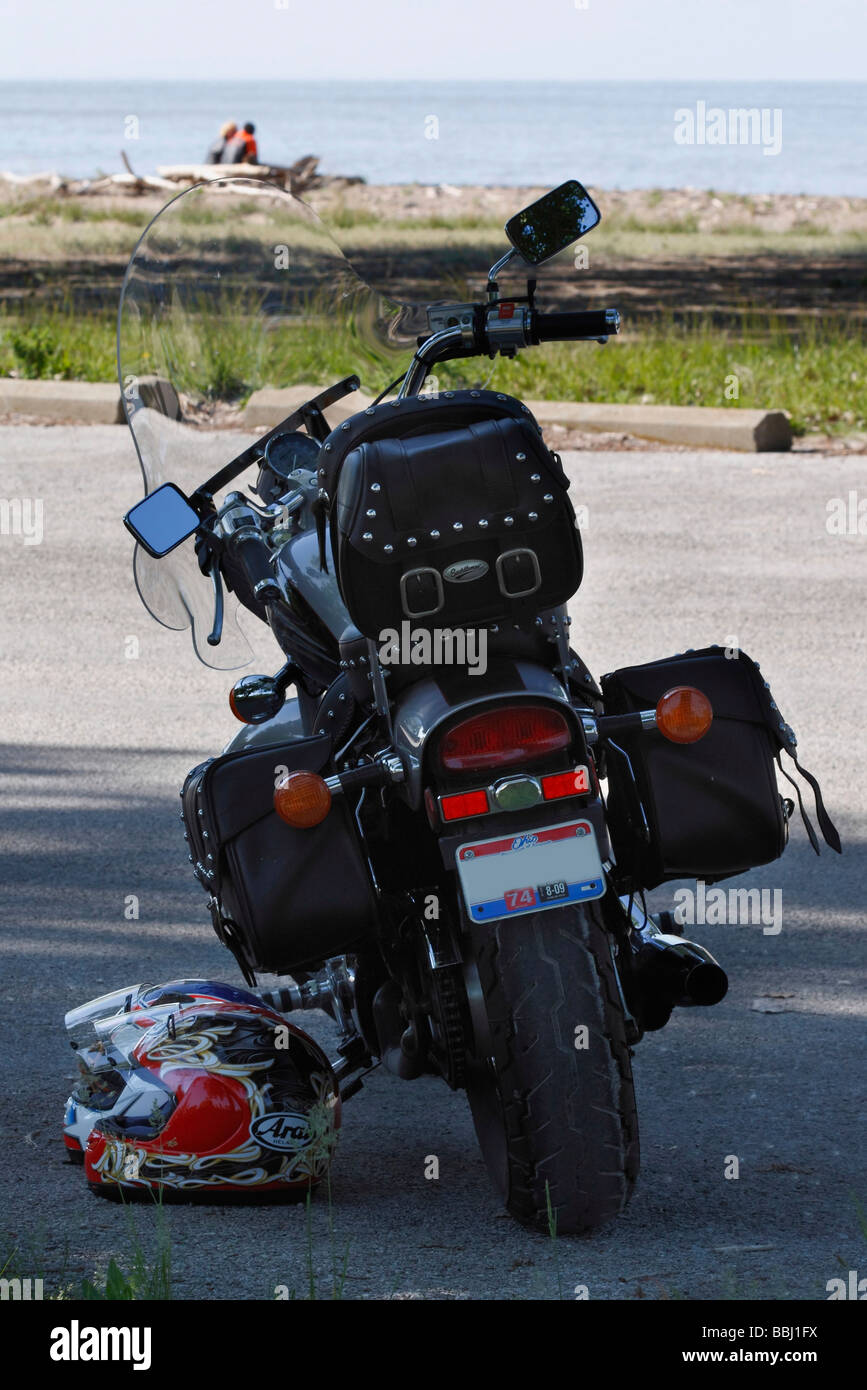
[{"left": 2, "top": 81, "right": 865, "bottom": 195}]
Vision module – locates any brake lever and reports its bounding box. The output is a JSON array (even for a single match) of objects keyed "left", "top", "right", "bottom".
[{"left": 206, "top": 558, "right": 225, "bottom": 647}]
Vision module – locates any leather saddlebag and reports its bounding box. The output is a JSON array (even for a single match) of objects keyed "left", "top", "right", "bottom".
[
  {"left": 181, "top": 733, "right": 378, "bottom": 979},
  {"left": 601, "top": 646, "right": 840, "bottom": 889},
  {"left": 320, "top": 394, "right": 582, "bottom": 638}
]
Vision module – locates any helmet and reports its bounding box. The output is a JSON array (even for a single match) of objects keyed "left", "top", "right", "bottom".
[
  {"left": 63, "top": 980, "right": 340, "bottom": 1199},
  {"left": 62, "top": 980, "right": 266, "bottom": 1158}
]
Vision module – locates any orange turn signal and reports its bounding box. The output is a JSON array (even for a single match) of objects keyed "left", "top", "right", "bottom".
[
  {"left": 274, "top": 771, "right": 332, "bottom": 828},
  {"left": 655, "top": 686, "right": 713, "bottom": 744}
]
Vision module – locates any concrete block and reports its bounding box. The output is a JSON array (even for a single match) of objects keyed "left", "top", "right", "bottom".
[
  {"left": 243, "top": 385, "right": 374, "bottom": 430},
  {"left": 526, "top": 400, "right": 792, "bottom": 452},
  {"left": 0, "top": 378, "right": 123, "bottom": 423}
]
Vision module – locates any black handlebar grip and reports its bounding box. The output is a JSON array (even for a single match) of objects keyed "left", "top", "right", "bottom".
[
  {"left": 231, "top": 530, "right": 280, "bottom": 599},
  {"left": 532, "top": 309, "right": 619, "bottom": 342}
]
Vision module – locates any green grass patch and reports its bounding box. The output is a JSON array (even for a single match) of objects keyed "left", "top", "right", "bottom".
[
  {"left": 16, "top": 197, "right": 147, "bottom": 228},
  {"left": 0, "top": 310, "right": 117, "bottom": 381},
  {"left": 328, "top": 205, "right": 502, "bottom": 233},
  {"left": 176, "top": 198, "right": 263, "bottom": 226},
  {"left": 325, "top": 204, "right": 384, "bottom": 230},
  {"left": 608, "top": 213, "right": 701, "bottom": 236},
  {"left": 491, "top": 313, "right": 866, "bottom": 435}
]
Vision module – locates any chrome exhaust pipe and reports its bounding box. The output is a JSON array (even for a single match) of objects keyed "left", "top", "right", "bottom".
[
  {"left": 623, "top": 899, "right": 728, "bottom": 1029},
  {"left": 259, "top": 956, "right": 358, "bottom": 1025},
  {"left": 259, "top": 957, "right": 370, "bottom": 1096}
]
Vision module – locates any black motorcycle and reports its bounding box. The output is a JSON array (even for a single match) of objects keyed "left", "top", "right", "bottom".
[{"left": 120, "top": 176, "right": 839, "bottom": 1232}]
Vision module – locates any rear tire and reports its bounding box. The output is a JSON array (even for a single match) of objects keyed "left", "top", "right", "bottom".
[{"left": 464, "top": 897, "right": 639, "bottom": 1234}]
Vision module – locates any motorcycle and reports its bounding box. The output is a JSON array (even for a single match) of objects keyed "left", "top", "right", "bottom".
[{"left": 107, "top": 175, "right": 839, "bottom": 1232}]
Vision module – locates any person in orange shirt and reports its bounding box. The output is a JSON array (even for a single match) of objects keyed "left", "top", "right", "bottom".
[
  {"left": 223, "top": 122, "right": 259, "bottom": 165},
  {"left": 240, "top": 123, "right": 259, "bottom": 162}
]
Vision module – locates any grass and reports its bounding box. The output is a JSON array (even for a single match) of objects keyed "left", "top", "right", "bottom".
[
  {"left": 3, "top": 299, "right": 862, "bottom": 435},
  {"left": 1, "top": 314, "right": 116, "bottom": 381},
  {"left": 333, "top": 219, "right": 867, "bottom": 265},
  {"left": 2, "top": 191, "right": 864, "bottom": 263},
  {"left": 317, "top": 201, "right": 859, "bottom": 250},
  {"left": 609, "top": 213, "right": 700, "bottom": 236},
  {"left": 293, "top": 1179, "right": 351, "bottom": 1301},
  {"left": 326, "top": 204, "right": 383, "bottom": 230},
  {"left": 1, "top": 1196, "right": 171, "bottom": 1300},
  {"left": 343, "top": 211, "right": 500, "bottom": 233},
  {"left": 545, "top": 1181, "right": 564, "bottom": 1300},
  {"left": 45, "top": 201, "right": 146, "bottom": 228},
  {"left": 494, "top": 313, "right": 867, "bottom": 436},
  {"left": 272, "top": 1107, "right": 349, "bottom": 1300},
  {"left": 0, "top": 197, "right": 147, "bottom": 229}
]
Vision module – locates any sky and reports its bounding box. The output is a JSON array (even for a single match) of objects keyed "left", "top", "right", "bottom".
[{"left": 0, "top": 0, "right": 864, "bottom": 82}]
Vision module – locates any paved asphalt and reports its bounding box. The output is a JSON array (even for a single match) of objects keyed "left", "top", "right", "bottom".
[{"left": 0, "top": 423, "right": 864, "bottom": 1301}]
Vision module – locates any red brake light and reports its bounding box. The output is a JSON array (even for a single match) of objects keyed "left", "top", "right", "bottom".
[
  {"left": 439, "top": 789, "right": 490, "bottom": 822},
  {"left": 541, "top": 767, "right": 591, "bottom": 800},
  {"left": 439, "top": 705, "right": 571, "bottom": 772}
]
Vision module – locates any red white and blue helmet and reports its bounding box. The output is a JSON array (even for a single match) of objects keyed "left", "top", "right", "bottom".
[{"left": 63, "top": 980, "right": 340, "bottom": 1198}]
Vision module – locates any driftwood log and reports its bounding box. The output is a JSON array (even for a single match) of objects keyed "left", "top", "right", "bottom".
[
  {"left": 0, "top": 153, "right": 363, "bottom": 201},
  {"left": 156, "top": 154, "right": 361, "bottom": 196}
]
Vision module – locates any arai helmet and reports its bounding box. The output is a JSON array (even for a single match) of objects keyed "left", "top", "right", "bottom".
[{"left": 63, "top": 981, "right": 340, "bottom": 1198}]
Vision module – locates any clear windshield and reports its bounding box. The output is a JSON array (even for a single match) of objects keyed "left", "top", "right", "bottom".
[{"left": 117, "top": 177, "right": 429, "bottom": 667}]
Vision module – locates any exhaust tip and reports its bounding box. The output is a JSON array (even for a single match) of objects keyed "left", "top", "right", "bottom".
[{"left": 685, "top": 962, "right": 728, "bottom": 1007}]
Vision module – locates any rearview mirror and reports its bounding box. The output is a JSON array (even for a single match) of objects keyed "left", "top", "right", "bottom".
[
  {"left": 124, "top": 483, "right": 201, "bottom": 558},
  {"left": 504, "top": 179, "right": 601, "bottom": 266}
]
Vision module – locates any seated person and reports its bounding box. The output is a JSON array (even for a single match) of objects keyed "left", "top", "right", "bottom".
[
  {"left": 223, "top": 122, "right": 259, "bottom": 165},
  {"left": 205, "top": 121, "right": 236, "bottom": 164}
]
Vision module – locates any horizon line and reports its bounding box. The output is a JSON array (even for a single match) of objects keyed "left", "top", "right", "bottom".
[{"left": 3, "top": 76, "right": 866, "bottom": 84}]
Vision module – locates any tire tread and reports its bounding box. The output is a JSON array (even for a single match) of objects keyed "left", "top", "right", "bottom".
[{"left": 469, "top": 898, "right": 639, "bottom": 1233}]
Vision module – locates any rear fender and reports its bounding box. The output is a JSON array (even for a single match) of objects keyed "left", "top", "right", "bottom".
[{"left": 391, "top": 657, "right": 583, "bottom": 811}]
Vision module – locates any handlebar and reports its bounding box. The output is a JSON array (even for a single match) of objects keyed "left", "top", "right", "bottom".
[
  {"left": 232, "top": 530, "right": 281, "bottom": 601},
  {"left": 218, "top": 495, "right": 284, "bottom": 605},
  {"left": 531, "top": 309, "right": 620, "bottom": 343},
  {"left": 400, "top": 304, "right": 621, "bottom": 398}
]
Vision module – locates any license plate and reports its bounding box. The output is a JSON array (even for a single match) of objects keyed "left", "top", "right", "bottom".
[{"left": 456, "top": 820, "right": 605, "bottom": 923}]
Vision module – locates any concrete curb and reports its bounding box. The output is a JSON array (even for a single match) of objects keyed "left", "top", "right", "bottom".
[
  {"left": 525, "top": 400, "right": 792, "bottom": 452},
  {"left": 245, "top": 388, "right": 792, "bottom": 452},
  {"left": 242, "top": 385, "right": 374, "bottom": 429},
  {"left": 0, "top": 378, "right": 124, "bottom": 424},
  {"left": 0, "top": 377, "right": 792, "bottom": 451}
]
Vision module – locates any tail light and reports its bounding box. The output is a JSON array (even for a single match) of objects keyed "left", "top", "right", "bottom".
[
  {"left": 440, "top": 789, "right": 490, "bottom": 822},
  {"left": 541, "top": 767, "right": 591, "bottom": 800},
  {"left": 438, "top": 704, "right": 571, "bottom": 773}
]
